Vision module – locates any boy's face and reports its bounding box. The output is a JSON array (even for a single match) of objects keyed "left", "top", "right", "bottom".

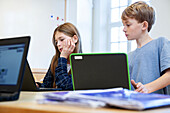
[{"left": 122, "top": 18, "right": 143, "bottom": 40}]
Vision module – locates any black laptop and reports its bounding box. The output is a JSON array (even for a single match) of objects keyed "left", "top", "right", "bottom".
[
  {"left": 70, "top": 53, "right": 131, "bottom": 90},
  {"left": 21, "top": 60, "right": 61, "bottom": 91},
  {"left": 0, "top": 36, "right": 30, "bottom": 101}
]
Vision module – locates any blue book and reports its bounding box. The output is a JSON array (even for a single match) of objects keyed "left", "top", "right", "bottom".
[{"left": 42, "top": 88, "right": 170, "bottom": 110}]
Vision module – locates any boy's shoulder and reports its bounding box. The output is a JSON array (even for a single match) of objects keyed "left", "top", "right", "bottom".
[
  {"left": 153, "top": 37, "right": 170, "bottom": 52},
  {"left": 152, "top": 37, "right": 169, "bottom": 45},
  {"left": 154, "top": 37, "right": 169, "bottom": 42}
]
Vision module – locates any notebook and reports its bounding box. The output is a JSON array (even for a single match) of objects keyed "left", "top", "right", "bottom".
[
  {"left": 21, "top": 60, "right": 62, "bottom": 91},
  {"left": 70, "top": 53, "right": 131, "bottom": 90},
  {"left": 0, "top": 36, "right": 30, "bottom": 101}
]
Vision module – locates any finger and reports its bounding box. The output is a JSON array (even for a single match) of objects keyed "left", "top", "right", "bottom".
[
  {"left": 64, "top": 39, "right": 70, "bottom": 50},
  {"left": 131, "top": 79, "right": 137, "bottom": 89},
  {"left": 140, "top": 85, "right": 149, "bottom": 93},
  {"left": 72, "top": 35, "right": 78, "bottom": 43},
  {"left": 67, "top": 40, "right": 72, "bottom": 52},
  {"left": 63, "top": 39, "right": 67, "bottom": 48},
  {"left": 36, "top": 83, "right": 39, "bottom": 88},
  {"left": 70, "top": 40, "right": 75, "bottom": 52},
  {"left": 67, "top": 40, "right": 73, "bottom": 51},
  {"left": 136, "top": 82, "right": 144, "bottom": 92},
  {"left": 67, "top": 39, "right": 71, "bottom": 47},
  {"left": 142, "top": 88, "right": 148, "bottom": 93},
  {"left": 140, "top": 88, "right": 147, "bottom": 93}
]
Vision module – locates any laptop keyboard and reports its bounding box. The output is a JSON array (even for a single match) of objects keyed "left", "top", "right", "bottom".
[{"left": 39, "top": 87, "right": 62, "bottom": 91}]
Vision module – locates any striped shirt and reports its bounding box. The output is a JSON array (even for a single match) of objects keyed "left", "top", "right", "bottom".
[{"left": 39, "top": 57, "right": 73, "bottom": 90}]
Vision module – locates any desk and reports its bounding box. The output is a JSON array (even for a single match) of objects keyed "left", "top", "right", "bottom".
[{"left": 0, "top": 92, "right": 170, "bottom": 113}]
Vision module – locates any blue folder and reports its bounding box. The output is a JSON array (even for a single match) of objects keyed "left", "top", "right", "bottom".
[{"left": 42, "top": 88, "right": 170, "bottom": 110}]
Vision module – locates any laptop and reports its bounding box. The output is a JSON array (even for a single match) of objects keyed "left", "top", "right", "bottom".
[
  {"left": 70, "top": 53, "right": 131, "bottom": 90},
  {"left": 21, "top": 60, "right": 62, "bottom": 91},
  {"left": 0, "top": 36, "right": 30, "bottom": 101}
]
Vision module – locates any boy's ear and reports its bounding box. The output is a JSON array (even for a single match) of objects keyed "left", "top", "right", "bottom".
[
  {"left": 142, "top": 21, "right": 148, "bottom": 31},
  {"left": 73, "top": 35, "right": 78, "bottom": 44}
]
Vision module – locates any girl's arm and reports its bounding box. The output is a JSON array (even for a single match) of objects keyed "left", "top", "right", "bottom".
[
  {"left": 37, "top": 67, "right": 54, "bottom": 88},
  {"left": 55, "top": 57, "right": 73, "bottom": 90}
]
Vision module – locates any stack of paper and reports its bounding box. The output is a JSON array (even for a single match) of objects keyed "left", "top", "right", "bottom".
[{"left": 38, "top": 88, "right": 170, "bottom": 110}]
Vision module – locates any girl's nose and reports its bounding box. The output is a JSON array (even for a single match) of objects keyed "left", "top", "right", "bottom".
[{"left": 57, "top": 41, "right": 61, "bottom": 46}]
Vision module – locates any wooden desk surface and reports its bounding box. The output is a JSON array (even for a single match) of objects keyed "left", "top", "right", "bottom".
[{"left": 0, "top": 92, "right": 170, "bottom": 113}]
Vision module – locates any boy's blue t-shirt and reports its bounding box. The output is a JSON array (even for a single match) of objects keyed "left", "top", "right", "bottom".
[{"left": 128, "top": 37, "right": 170, "bottom": 94}]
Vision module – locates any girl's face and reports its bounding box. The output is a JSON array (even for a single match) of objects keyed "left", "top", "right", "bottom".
[
  {"left": 55, "top": 31, "right": 72, "bottom": 53},
  {"left": 122, "top": 18, "right": 143, "bottom": 40}
]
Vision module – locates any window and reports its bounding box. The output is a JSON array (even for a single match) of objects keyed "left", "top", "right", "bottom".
[{"left": 109, "top": 0, "right": 150, "bottom": 53}]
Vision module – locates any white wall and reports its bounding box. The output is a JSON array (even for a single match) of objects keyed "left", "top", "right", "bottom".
[
  {"left": 67, "top": 0, "right": 93, "bottom": 53},
  {"left": 0, "top": 0, "right": 66, "bottom": 69},
  {"left": 150, "top": 0, "right": 170, "bottom": 40},
  {"left": 0, "top": 0, "right": 62, "bottom": 69},
  {"left": 66, "top": 0, "right": 77, "bottom": 25},
  {"left": 77, "top": 0, "right": 93, "bottom": 53},
  {"left": 0, "top": 0, "right": 93, "bottom": 69}
]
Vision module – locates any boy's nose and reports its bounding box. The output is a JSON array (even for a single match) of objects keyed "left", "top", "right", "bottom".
[{"left": 123, "top": 26, "right": 126, "bottom": 32}]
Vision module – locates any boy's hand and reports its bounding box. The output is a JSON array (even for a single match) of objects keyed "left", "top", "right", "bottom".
[
  {"left": 131, "top": 79, "right": 149, "bottom": 93},
  {"left": 60, "top": 39, "right": 75, "bottom": 59}
]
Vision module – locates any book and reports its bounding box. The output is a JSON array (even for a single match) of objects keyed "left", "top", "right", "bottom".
[{"left": 39, "top": 88, "right": 170, "bottom": 110}]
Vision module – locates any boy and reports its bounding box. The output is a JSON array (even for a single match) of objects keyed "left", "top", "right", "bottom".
[{"left": 121, "top": 1, "right": 170, "bottom": 94}]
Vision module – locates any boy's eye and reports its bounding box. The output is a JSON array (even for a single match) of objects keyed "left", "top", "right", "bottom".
[{"left": 126, "top": 24, "right": 131, "bottom": 27}]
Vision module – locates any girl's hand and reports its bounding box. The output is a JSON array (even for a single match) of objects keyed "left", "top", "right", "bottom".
[
  {"left": 36, "top": 83, "right": 39, "bottom": 88},
  {"left": 60, "top": 39, "right": 75, "bottom": 59},
  {"left": 131, "top": 79, "right": 149, "bottom": 93}
]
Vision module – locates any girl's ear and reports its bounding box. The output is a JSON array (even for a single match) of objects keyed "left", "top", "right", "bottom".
[
  {"left": 73, "top": 35, "right": 78, "bottom": 44},
  {"left": 142, "top": 21, "right": 148, "bottom": 31}
]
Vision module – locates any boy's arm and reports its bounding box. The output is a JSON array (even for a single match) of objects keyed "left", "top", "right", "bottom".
[
  {"left": 131, "top": 68, "right": 170, "bottom": 93},
  {"left": 145, "top": 68, "right": 170, "bottom": 93}
]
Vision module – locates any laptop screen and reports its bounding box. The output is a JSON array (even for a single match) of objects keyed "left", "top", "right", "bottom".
[
  {"left": 0, "top": 44, "right": 25, "bottom": 85},
  {"left": 70, "top": 53, "right": 131, "bottom": 90},
  {"left": 0, "top": 36, "right": 30, "bottom": 92}
]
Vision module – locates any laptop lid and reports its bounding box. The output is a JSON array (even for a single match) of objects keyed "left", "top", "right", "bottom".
[
  {"left": 21, "top": 60, "right": 38, "bottom": 91},
  {"left": 70, "top": 53, "right": 131, "bottom": 90},
  {"left": 0, "top": 36, "right": 30, "bottom": 100},
  {"left": 22, "top": 60, "right": 62, "bottom": 91}
]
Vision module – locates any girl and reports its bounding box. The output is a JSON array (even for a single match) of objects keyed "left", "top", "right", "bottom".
[{"left": 37, "top": 22, "right": 82, "bottom": 90}]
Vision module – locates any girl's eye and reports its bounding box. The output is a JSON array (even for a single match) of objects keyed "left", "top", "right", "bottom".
[
  {"left": 60, "top": 39, "right": 64, "bottom": 41},
  {"left": 55, "top": 41, "right": 57, "bottom": 45}
]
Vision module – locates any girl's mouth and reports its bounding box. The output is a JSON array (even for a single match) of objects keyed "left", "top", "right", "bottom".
[{"left": 59, "top": 48, "right": 63, "bottom": 52}]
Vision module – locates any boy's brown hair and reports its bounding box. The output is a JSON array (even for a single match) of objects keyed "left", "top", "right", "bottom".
[{"left": 121, "top": 1, "right": 155, "bottom": 32}]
